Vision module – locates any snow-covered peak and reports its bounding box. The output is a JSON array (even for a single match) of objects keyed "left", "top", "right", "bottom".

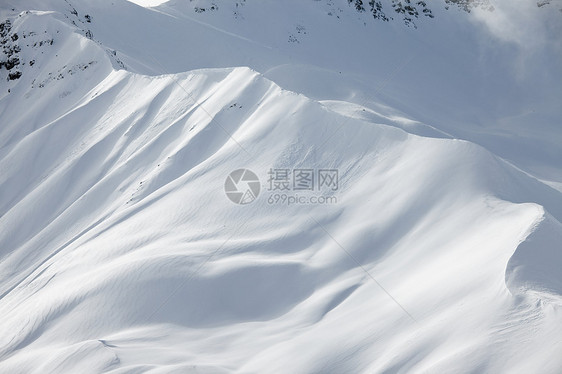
[{"left": 1, "top": 1, "right": 561, "bottom": 373}]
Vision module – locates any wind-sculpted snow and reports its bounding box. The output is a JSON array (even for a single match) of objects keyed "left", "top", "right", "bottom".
[
  {"left": 0, "top": 1, "right": 561, "bottom": 373},
  {"left": 507, "top": 213, "right": 562, "bottom": 299}
]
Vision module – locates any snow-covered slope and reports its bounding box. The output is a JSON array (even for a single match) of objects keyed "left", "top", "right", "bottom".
[{"left": 1, "top": 1, "right": 561, "bottom": 373}]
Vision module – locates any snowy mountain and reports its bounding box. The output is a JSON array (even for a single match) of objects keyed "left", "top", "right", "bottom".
[{"left": 0, "top": 0, "right": 561, "bottom": 373}]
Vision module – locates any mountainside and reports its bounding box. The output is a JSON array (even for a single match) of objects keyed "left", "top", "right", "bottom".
[{"left": 1, "top": 1, "right": 561, "bottom": 373}]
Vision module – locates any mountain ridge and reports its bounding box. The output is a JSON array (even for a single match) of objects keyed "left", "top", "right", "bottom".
[{"left": 0, "top": 1, "right": 561, "bottom": 373}]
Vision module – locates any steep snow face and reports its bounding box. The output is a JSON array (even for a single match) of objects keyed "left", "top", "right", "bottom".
[
  {"left": 3, "top": 0, "right": 561, "bottom": 182},
  {"left": 1, "top": 1, "right": 561, "bottom": 373}
]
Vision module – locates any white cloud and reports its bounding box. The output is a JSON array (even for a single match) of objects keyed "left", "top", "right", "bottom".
[{"left": 470, "top": 0, "right": 562, "bottom": 51}]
